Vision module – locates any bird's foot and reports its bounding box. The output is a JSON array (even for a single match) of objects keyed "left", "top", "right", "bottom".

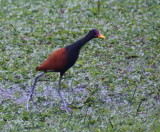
[
  {"left": 60, "top": 106, "right": 73, "bottom": 113},
  {"left": 26, "top": 93, "right": 32, "bottom": 110},
  {"left": 27, "top": 92, "right": 32, "bottom": 102},
  {"left": 26, "top": 93, "right": 39, "bottom": 110}
]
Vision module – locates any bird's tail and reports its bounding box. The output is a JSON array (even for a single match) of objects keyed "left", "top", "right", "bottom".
[{"left": 36, "top": 66, "right": 42, "bottom": 71}]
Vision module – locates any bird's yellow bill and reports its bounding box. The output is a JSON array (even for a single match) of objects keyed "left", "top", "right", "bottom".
[{"left": 98, "top": 34, "right": 106, "bottom": 39}]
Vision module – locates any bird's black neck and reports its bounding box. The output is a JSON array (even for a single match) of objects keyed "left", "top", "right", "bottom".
[
  {"left": 66, "top": 35, "right": 93, "bottom": 50},
  {"left": 64, "top": 34, "right": 94, "bottom": 74},
  {"left": 75, "top": 35, "right": 93, "bottom": 48}
]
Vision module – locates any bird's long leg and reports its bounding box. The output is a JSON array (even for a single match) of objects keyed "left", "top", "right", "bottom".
[
  {"left": 57, "top": 75, "right": 68, "bottom": 110},
  {"left": 27, "top": 72, "right": 46, "bottom": 104}
]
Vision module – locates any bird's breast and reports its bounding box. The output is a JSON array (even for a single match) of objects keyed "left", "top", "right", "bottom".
[{"left": 65, "top": 46, "right": 80, "bottom": 69}]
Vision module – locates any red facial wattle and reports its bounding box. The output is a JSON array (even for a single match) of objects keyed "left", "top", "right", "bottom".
[{"left": 95, "top": 30, "right": 106, "bottom": 38}]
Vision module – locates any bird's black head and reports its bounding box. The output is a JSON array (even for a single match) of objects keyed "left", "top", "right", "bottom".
[{"left": 87, "top": 29, "right": 106, "bottom": 39}]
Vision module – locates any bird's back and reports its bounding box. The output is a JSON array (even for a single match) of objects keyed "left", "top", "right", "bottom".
[{"left": 36, "top": 48, "right": 67, "bottom": 72}]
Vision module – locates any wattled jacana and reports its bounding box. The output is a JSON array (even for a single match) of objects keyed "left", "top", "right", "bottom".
[{"left": 28, "top": 29, "right": 105, "bottom": 110}]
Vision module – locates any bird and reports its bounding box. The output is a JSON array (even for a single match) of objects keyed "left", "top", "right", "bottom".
[{"left": 28, "top": 29, "right": 105, "bottom": 111}]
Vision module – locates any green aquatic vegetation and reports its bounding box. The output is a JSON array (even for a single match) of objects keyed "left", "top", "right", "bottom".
[{"left": 0, "top": 0, "right": 159, "bottom": 131}]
